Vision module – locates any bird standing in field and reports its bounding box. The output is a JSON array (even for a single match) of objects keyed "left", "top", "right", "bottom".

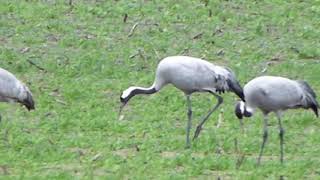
[
  {"left": 0, "top": 67, "right": 35, "bottom": 120},
  {"left": 120, "top": 56, "right": 245, "bottom": 148},
  {"left": 235, "top": 76, "right": 318, "bottom": 164}
]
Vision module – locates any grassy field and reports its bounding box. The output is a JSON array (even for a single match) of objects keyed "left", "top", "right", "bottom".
[{"left": 1, "top": 0, "right": 320, "bottom": 179}]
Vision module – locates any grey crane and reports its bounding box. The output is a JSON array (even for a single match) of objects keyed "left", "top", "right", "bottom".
[
  {"left": 235, "top": 76, "right": 318, "bottom": 164},
  {"left": 0, "top": 67, "right": 35, "bottom": 120},
  {"left": 120, "top": 56, "right": 245, "bottom": 148}
]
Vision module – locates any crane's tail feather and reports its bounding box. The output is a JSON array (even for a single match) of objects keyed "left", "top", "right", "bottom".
[
  {"left": 310, "top": 103, "right": 318, "bottom": 117},
  {"left": 307, "top": 96, "right": 319, "bottom": 117},
  {"left": 297, "top": 80, "right": 319, "bottom": 117},
  {"left": 297, "top": 80, "right": 317, "bottom": 98},
  {"left": 22, "top": 91, "right": 35, "bottom": 111},
  {"left": 227, "top": 79, "right": 245, "bottom": 102}
]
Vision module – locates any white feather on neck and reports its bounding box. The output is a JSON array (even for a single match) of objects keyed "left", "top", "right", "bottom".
[
  {"left": 121, "top": 84, "right": 156, "bottom": 99},
  {"left": 239, "top": 101, "right": 245, "bottom": 114},
  {"left": 240, "top": 101, "right": 255, "bottom": 114}
]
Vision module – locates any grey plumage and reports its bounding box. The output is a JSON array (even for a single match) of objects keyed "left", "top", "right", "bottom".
[
  {"left": 235, "top": 76, "right": 318, "bottom": 164},
  {"left": 120, "top": 56, "right": 244, "bottom": 148},
  {"left": 0, "top": 68, "right": 35, "bottom": 114}
]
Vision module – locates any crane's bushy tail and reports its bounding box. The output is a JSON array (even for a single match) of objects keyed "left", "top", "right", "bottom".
[{"left": 297, "top": 80, "right": 318, "bottom": 117}]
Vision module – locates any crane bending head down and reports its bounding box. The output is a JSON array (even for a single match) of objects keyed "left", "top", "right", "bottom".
[
  {"left": 0, "top": 67, "right": 35, "bottom": 120},
  {"left": 119, "top": 56, "right": 245, "bottom": 147},
  {"left": 235, "top": 76, "right": 319, "bottom": 120},
  {"left": 234, "top": 76, "right": 319, "bottom": 164}
]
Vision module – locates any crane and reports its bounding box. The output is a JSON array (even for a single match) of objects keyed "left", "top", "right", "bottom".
[
  {"left": 235, "top": 76, "right": 318, "bottom": 164},
  {"left": 120, "top": 56, "right": 244, "bottom": 148},
  {"left": 0, "top": 67, "right": 35, "bottom": 120}
]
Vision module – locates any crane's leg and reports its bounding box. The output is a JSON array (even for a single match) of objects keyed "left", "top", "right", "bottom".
[
  {"left": 193, "top": 93, "right": 223, "bottom": 140},
  {"left": 257, "top": 114, "right": 269, "bottom": 165},
  {"left": 185, "top": 95, "right": 192, "bottom": 148},
  {"left": 276, "top": 112, "right": 285, "bottom": 164}
]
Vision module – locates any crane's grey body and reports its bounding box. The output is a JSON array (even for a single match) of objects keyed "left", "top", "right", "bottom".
[
  {"left": 0, "top": 68, "right": 35, "bottom": 120},
  {"left": 235, "top": 76, "right": 318, "bottom": 164},
  {"left": 154, "top": 57, "right": 234, "bottom": 94},
  {"left": 244, "top": 76, "right": 316, "bottom": 114},
  {"left": 120, "top": 56, "right": 244, "bottom": 148}
]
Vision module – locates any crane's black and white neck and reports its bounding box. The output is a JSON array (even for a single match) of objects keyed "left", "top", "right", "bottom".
[
  {"left": 119, "top": 84, "right": 158, "bottom": 114},
  {"left": 120, "top": 84, "right": 157, "bottom": 105}
]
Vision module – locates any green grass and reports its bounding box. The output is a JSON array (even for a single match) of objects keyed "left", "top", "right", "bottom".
[{"left": 0, "top": 0, "right": 320, "bottom": 179}]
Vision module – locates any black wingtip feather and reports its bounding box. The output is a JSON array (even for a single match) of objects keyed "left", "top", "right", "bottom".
[
  {"left": 297, "top": 80, "right": 319, "bottom": 117},
  {"left": 297, "top": 80, "right": 317, "bottom": 98},
  {"left": 311, "top": 104, "right": 318, "bottom": 117}
]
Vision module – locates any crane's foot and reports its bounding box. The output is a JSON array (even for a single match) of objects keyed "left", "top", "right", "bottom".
[
  {"left": 193, "top": 125, "right": 202, "bottom": 140},
  {"left": 185, "top": 137, "right": 191, "bottom": 149},
  {"left": 256, "top": 159, "right": 261, "bottom": 166},
  {"left": 256, "top": 150, "right": 264, "bottom": 166},
  {"left": 185, "top": 144, "right": 191, "bottom": 149}
]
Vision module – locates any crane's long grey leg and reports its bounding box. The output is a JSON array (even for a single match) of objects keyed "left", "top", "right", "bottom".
[
  {"left": 276, "top": 112, "right": 285, "bottom": 164},
  {"left": 193, "top": 92, "right": 223, "bottom": 140},
  {"left": 257, "top": 114, "right": 269, "bottom": 165},
  {"left": 185, "top": 95, "right": 192, "bottom": 148}
]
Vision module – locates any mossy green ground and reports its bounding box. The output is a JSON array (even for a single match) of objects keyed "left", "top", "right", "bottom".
[{"left": 1, "top": 0, "right": 320, "bottom": 179}]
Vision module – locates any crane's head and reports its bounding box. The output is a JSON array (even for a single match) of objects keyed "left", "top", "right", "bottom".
[
  {"left": 119, "top": 94, "right": 128, "bottom": 116},
  {"left": 235, "top": 101, "right": 253, "bottom": 119},
  {"left": 22, "top": 91, "right": 35, "bottom": 111},
  {"left": 119, "top": 87, "right": 136, "bottom": 116},
  {"left": 19, "top": 86, "right": 35, "bottom": 111},
  {"left": 235, "top": 101, "right": 245, "bottom": 119}
]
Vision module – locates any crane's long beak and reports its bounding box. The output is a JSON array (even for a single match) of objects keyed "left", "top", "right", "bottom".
[
  {"left": 118, "top": 102, "right": 126, "bottom": 118},
  {"left": 239, "top": 118, "right": 244, "bottom": 133}
]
